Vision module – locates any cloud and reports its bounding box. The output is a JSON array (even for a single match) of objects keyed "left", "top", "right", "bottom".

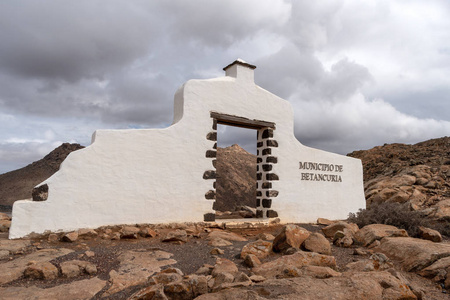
[{"left": 0, "top": 1, "right": 450, "bottom": 174}]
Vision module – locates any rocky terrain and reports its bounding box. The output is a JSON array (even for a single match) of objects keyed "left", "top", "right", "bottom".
[
  {"left": 348, "top": 137, "right": 450, "bottom": 221},
  {"left": 0, "top": 213, "right": 449, "bottom": 299}
]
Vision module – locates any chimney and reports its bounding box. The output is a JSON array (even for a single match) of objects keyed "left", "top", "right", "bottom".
[{"left": 223, "top": 59, "right": 256, "bottom": 83}]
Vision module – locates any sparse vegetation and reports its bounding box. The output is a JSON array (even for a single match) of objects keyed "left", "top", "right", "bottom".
[{"left": 348, "top": 202, "right": 449, "bottom": 238}]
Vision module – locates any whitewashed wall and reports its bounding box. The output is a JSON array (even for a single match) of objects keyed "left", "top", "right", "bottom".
[{"left": 10, "top": 60, "right": 365, "bottom": 238}]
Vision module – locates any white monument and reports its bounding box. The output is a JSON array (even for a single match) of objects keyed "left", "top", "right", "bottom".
[{"left": 10, "top": 60, "right": 365, "bottom": 239}]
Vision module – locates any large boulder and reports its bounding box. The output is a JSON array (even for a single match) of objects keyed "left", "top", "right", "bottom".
[
  {"left": 272, "top": 225, "right": 310, "bottom": 252},
  {"left": 194, "top": 271, "right": 416, "bottom": 300},
  {"left": 303, "top": 233, "right": 332, "bottom": 255},
  {"left": 378, "top": 237, "right": 450, "bottom": 272},
  {"left": 252, "top": 251, "right": 336, "bottom": 278},
  {"left": 418, "top": 226, "right": 442, "bottom": 243},
  {"left": 354, "top": 224, "right": 408, "bottom": 246}
]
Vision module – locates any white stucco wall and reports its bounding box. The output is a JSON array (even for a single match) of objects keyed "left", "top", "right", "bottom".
[{"left": 9, "top": 60, "right": 365, "bottom": 238}]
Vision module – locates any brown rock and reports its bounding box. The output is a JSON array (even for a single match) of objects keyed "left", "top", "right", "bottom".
[
  {"left": 211, "top": 258, "right": 238, "bottom": 277},
  {"left": 77, "top": 228, "right": 98, "bottom": 239},
  {"left": 162, "top": 229, "right": 188, "bottom": 243},
  {"left": 210, "top": 248, "right": 224, "bottom": 255},
  {"left": 321, "top": 221, "right": 358, "bottom": 239},
  {"left": 257, "top": 232, "right": 275, "bottom": 241},
  {"left": 253, "top": 251, "right": 336, "bottom": 278},
  {"left": 140, "top": 227, "right": 157, "bottom": 238},
  {"left": 127, "top": 283, "right": 167, "bottom": 300},
  {"left": 105, "top": 250, "right": 176, "bottom": 296},
  {"left": 0, "top": 239, "right": 31, "bottom": 254},
  {"left": 317, "top": 218, "right": 334, "bottom": 225},
  {"left": 240, "top": 239, "right": 272, "bottom": 260},
  {"left": 0, "top": 220, "right": 11, "bottom": 232},
  {"left": 0, "top": 277, "right": 106, "bottom": 300},
  {"left": 0, "top": 250, "right": 9, "bottom": 260},
  {"left": 418, "top": 226, "right": 442, "bottom": 242},
  {"left": 249, "top": 275, "right": 265, "bottom": 282},
  {"left": 0, "top": 212, "right": 11, "bottom": 221},
  {"left": 434, "top": 198, "right": 450, "bottom": 219},
  {"left": 303, "top": 233, "right": 332, "bottom": 255},
  {"left": 120, "top": 226, "right": 140, "bottom": 239},
  {"left": 0, "top": 248, "right": 73, "bottom": 285},
  {"left": 48, "top": 233, "right": 59, "bottom": 243},
  {"left": 60, "top": 260, "right": 97, "bottom": 278},
  {"left": 378, "top": 237, "right": 450, "bottom": 271},
  {"left": 195, "top": 271, "right": 416, "bottom": 300},
  {"left": 185, "top": 274, "right": 208, "bottom": 297},
  {"left": 24, "top": 261, "right": 58, "bottom": 280},
  {"left": 418, "top": 256, "right": 450, "bottom": 278},
  {"left": 354, "top": 224, "right": 408, "bottom": 246},
  {"left": 62, "top": 231, "right": 78, "bottom": 243},
  {"left": 243, "top": 254, "right": 261, "bottom": 268},
  {"left": 272, "top": 224, "right": 310, "bottom": 252},
  {"left": 300, "top": 265, "right": 342, "bottom": 278},
  {"left": 345, "top": 253, "right": 393, "bottom": 272},
  {"left": 207, "top": 230, "right": 247, "bottom": 242},
  {"left": 208, "top": 237, "right": 232, "bottom": 247}
]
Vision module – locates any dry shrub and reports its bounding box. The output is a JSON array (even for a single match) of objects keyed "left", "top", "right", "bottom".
[{"left": 348, "top": 202, "right": 432, "bottom": 238}]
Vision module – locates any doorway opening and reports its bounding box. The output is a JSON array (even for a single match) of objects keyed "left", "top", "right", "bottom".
[
  {"left": 203, "top": 112, "right": 279, "bottom": 222},
  {"left": 214, "top": 124, "right": 257, "bottom": 219}
]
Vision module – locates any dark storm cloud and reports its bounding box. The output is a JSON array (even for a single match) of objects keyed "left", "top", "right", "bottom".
[{"left": 1, "top": 1, "right": 450, "bottom": 174}]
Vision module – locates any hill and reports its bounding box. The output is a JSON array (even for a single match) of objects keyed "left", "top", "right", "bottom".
[
  {"left": 0, "top": 143, "right": 84, "bottom": 209},
  {"left": 348, "top": 137, "right": 450, "bottom": 220}
]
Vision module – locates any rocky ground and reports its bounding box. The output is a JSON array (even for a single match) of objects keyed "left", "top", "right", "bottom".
[{"left": 0, "top": 211, "right": 449, "bottom": 299}]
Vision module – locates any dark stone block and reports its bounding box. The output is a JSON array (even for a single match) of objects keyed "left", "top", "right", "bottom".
[
  {"left": 32, "top": 184, "right": 48, "bottom": 201},
  {"left": 257, "top": 142, "right": 263, "bottom": 148},
  {"left": 266, "top": 156, "right": 278, "bottom": 164},
  {"left": 257, "top": 149, "right": 259, "bottom": 156},
  {"left": 262, "top": 148, "right": 271, "bottom": 155},
  {"left": 203, "top": 170, "right": 216, "bottom": 179},
  {"left": 262, "top": 164, "right": 272, "bottom": 172},
  {"left": 206, "top": 132, "right": 217, "bottom": 141},
  {"left": 256, "top": 198, "right": 261, "bottom": 206},
  {"left": 266, "top": 190, "right": 279, "bottom": 197},
  {"left": 212, "top": 159, "right": 217, "bottom": 168},
  {"left": 256, "top": 210, "right": 264, "bottom": 218},
  {"left": 257, "top": 157, "right": 263, "bottom": 163},
  {"left": 206, "top": 150, "right": 217, "bottom": 158},
  {"left": 213, "top": 182, "right": 216, "bottom": 189},
  {"left": 267, "top": 210, "right": 278, "bottom": 218},
  {"left": 262, "top": 129, "right": 273, "bottom": 139},
  {"left": 213, "top": 143, "right": 217, "bottom": 149},
  {"left": 257, "top": 173, "right": 262, "bottom": 180},
  {"left": 205, "top": 190, "right": 216, "bottom": 199},
  {"left": 256, "top": 191, "right": 262, "bottom": 197},
  {"left": 262, "top": 182, "right": 272, "bottom": 189},
  {"left": 266, "top": 140, "right": 278, "bottom": 147},
  {"left": 257, "top": 165, "right": 259, "bottom": 172},
  {"left": 212, "top": 119, "right": 217, "bottom": 130},
  {"left": 262, "top": 199, "right": 272, "bottom": 208},
  {"left": 266, "top": 173, "right": 279, "bottom": 181},
  {"left": 204, "top": 213, "right": 216, "bottom": 222}
]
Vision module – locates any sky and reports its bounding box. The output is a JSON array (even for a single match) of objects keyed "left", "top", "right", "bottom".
[{"left": 1, "top": 0, "right": 450, "bottom": 174}]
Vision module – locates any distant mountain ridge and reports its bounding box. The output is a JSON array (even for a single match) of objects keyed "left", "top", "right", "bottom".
[{"left": 0, "top": 143, "right": 84, "bottom": 208}]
